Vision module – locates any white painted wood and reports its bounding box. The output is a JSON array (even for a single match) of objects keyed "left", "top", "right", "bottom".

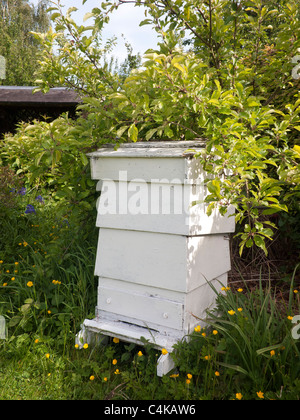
[
  {"left": 79, "top": 141, "right": 235, "bottom": 373},
  {"left": 95, "top": 228, "right": 230, "bottom": 293},
  {"left": 97, "top": 285, "right": 184, "bottom": 330},
  {"left": 157, "top": 353, "right": 176, "bottom": 377},
  {"left": 82, "top": 317, "right": 182, "bottom": 351},
  {"left": 96, "top": 179, "right": 235, "bottom": 235},
  {"left": 88, "top": 142, "right": 205, "bottom": 182},
  {"left": 94, "top": 274, "right": 227, "bottom": 336}
]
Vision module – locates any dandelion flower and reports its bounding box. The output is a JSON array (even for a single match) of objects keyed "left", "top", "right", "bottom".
[
  {"left": 236, "top": 393, "right": 243, "bottom": 400},
  {"left": 186, "top": 379, "right": 191, "bottom": 385},
  {"left": 287, "top": 316, "right": 293, "bottom": 321},
  {"left": 112, "top": 359, "right": 117, "bottom": 365},
  {"left": 228, "top": 310, "right": 236, "bottom": 316},
  {"left": 14, "top": 262, "right": 19, "bottom": 266},
  {"left": 3, "top": 283, "right": 7, "bottom": 287},
  {"left": 0, "top": 261, "right": 3, "bottom": 264},
  {"left": 75, "top": 344, "right": 79, "bottom": 349},
  {"left": 294, "top": 290, "right": 298, "bottom": 294},
  {"left": 213, "top": 330, "right": 218, "bottom": 335},
  {"left": 83, "top": 343, "right": 89, "bottom": 349},
  {"left": 27, "top": 281, "right": 33, "bottom": 288},
  {"left": 202, "top": 332, "right": 206, "bottom": 337},
  {"left": 90, "top": 375, "right": 95, "bottom": 381},
  {"left": 114, "top": 369, "right": 120, "bottom": 375},
  {"left": 137, "top": 351, "right": 143, "bottom": 357},
  {"left": 215, "top": 371, "right": 220, "bottom": 377},
  {"left": 161, "top": 348, "right": 168, "bottom": 355},
  {"left": 270, "top": 350, "right": 275, "bottom": 357},
  {"left": 204, "top": 355, "right": 211, "bottom": 361},
  {"left": 187, "top": 374, "right": 192, "bottom": 379},
  {"left": 104, "top": 377, "right": 108, "bottom": 382},
  {"left": 237, "top": 288, "right": 243, "bottom": 293},
  {"left": 113, "top": 337, "right": 119, "bottom": 344},
  {"left": 11, "top": 277, "right": 15, "bottom": 281},
  {"left": 194, "top": 325, "right": 201, "bottom": 332},
  {"left": 34, "top": 339, "right": 39, "bottom": 344},
  {"left": 45, "top": 353, "right": 50, "bottom": 359},
  {"left": 238, "top": 307, "right": 243, "bottom": 312}
]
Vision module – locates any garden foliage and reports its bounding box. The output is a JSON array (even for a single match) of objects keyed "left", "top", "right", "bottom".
[
  {"left": 1, "top": 0, "right": 300, "bottom": 400},
  {"left": 1, "top": 0, "right": 300, "bottom": 255}
]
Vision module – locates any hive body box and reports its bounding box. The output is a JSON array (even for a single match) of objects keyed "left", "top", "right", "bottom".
[{"left": 78, "top": 141, "right": 235, "bottom": 376}]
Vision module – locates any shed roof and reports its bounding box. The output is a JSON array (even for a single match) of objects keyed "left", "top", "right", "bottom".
[{"left": 0, "top": 86, "right": 81, "bottom": 107}]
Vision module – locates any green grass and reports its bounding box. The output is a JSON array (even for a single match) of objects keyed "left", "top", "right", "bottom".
[{"left": 0, "top": 185, "right": 299, "bottom": 400}]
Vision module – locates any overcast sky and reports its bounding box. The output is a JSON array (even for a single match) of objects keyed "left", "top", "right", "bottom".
[{"left": 30, "top": 0, "right": 160, "bottom": 62}]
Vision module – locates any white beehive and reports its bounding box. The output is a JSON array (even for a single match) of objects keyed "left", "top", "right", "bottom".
[{"left": 78, "top": 141, "right": 235, "bottom": 376}]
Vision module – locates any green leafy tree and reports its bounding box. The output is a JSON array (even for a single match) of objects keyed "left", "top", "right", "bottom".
[
  {"left": 0, "top": 0, "right": 50, "bottom": 85},
  {"left": 2, "top": 0, "right": 300, "bottom": 255}
]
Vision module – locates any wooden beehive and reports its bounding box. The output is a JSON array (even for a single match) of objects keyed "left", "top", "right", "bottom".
[{"left": 78, "top": 141, "right": 235, "bottom": 375}]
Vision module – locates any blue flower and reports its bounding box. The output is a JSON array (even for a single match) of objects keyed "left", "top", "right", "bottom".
[
  {"left": 25, "top": 204, "right": 36, "bottom": 214},
  {"left": 35, "top": 195, "right": 44, "bottom": 204},
  {"left": 18, "top": 187, "right": 27, "bottom": 196}
]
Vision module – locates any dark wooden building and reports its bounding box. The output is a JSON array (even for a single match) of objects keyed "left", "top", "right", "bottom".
[{"left": 0, "top": 86, "right": 81, "bottom": 138}]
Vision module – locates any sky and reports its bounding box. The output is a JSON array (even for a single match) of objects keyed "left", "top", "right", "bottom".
[{"left": 30, "top": 0, "right": 160, "bottom": 62}]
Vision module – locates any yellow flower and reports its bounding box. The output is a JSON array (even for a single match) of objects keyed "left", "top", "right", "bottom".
[
  {"left": 161, "top": 348, "right": 168, "bottom": 355},
  {"left": 83, "top": 343, "right": 89, "bottom": 349},
  {"left": 186, "top": 379, "right": 191, "bottom": 385},
  {"left": 75, "top": 344, "right": 79, "bottom": 349},
  {"left": 23, "top": 241, "right": 28, "bottom": 247},
  {"left": 202, "top": 332, "right": 206, "bottom": 337},
  {"left": 11, "top": 277, "right": 15, "bottom": 281},
  {"left": 228, "top": 310, "right": 236, "bottom": 316},
  {"left": 34, "top": 339, "right": 39, "bottom": 344},
  {"left": 237, "top": 307, "right": 243, "bottom": 312},
  {"left": 270, "top": 350, "right": 275, "bottom": 357},
  {"left": 90, "top": 375, "right": 95, "bottom": 381},
  {"left": 213, "top": 330, "right": 218, "bottom": 335},
  {"left": 47, "top": 310, "right": 51, "bottom": 314},
  {"left": 257, "top": 391, "right": 264, "bottom": 399},
  {"left": 3, "top": 283, "right": 7, "bottom": 287},
  {"left": 137, "top": 351, "right": 143, "bottom": 357},
  {"left": 187, "top": 373, "right": 192, "bottom": 379},
  {"left": 114, "top": 369, "right": 120, "bottom": 375},
  {"left": 104, "top": 377, "right": 108, "bottom": 382},
  {"left": 27, "top": 281, "right": 33, "bottom": 288},
  {"left": 194, "top": 325, "right": 201, "bottom": 332},
  {"left": 236, "top": 393, "right": 243, "bottom": 400},
  {"left": 113, "top": 337, "right": 119, "bottom": 344},
  {"left": 112, "top": 359, "right": 118, "bottom": 365},
  {"left": 45, "top": 353, "right": 50, "bottom": 359},
  {"left": 47, "top": 373, "right": 51, "bottom": 377},
  {"left": 14, "top": 262, "right": 19, "bottom": 265},
  {"left": 215, "top": 371, "right": 220, "bottom": 377},
  {"left": 204, "top": 355, "right": 211, "bottom": 361},
  {"left": 287, "top": 316, "right": 293, "bottom": 321},
  {"left": 0, "top": 260, "right": 3, "bottom": 264},
  {"left": 294, "top": 289, "right": 298, "bottom": 294},
  {"left": 169, "top": 373, "right": 179, "bottom": 378},
  {"left": 237, "top": 288, "right": 243, "bottom": 293}
]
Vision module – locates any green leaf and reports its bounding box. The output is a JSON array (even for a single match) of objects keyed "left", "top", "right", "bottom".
[
  {"left": 218, "top": 362, "right": 250, "bottom": 377},
  {"left": 83, "top": 12, "right": 94, "bottom": 22},
  {"left": 128, "top": 124, "right": 138, "bottom": 142},
  {"left": 207, "top": 179, "right": 221, "bottom": 199}
]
